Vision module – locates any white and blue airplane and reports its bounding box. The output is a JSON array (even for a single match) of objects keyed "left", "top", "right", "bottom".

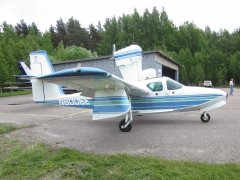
[{"left": 19, "top": 45, "right": 228, "bottom": 132}]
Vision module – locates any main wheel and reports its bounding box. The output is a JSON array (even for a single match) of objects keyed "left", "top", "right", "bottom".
[
  {"left": 119, "top": 119, "right": 132, "bottom": 132},
  {"left": 201, "top": 113, "right": 210, "bottom": 123}
]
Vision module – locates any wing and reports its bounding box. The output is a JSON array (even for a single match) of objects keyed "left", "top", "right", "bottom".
[{"left": 37, "top": 67, "right": 149, "bottom": 97}]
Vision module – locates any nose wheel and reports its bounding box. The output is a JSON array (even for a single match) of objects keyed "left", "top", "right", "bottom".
[{"left": 201, "top": 112, "right": 210, "bottom": 122}]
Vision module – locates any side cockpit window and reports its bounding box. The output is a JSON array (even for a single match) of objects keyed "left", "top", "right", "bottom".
[
  {"left": 147, "top": 82, "right": 163, "bottom": 92},
  {"left": 166, "top": 79, "right": 183, "bottom": 90}
]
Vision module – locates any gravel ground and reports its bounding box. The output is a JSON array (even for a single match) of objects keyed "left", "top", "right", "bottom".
[{"left": 0, "top": 88, "right": 239, "bottom": 163}]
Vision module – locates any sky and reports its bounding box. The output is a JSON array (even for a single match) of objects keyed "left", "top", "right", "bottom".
[{"left": 0, "top": 0, "right": 239, "bottom": 33}]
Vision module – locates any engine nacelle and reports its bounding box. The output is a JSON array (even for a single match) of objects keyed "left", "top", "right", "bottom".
[{"left": 138, "top": 68, "right": 157, "bottom": 81}]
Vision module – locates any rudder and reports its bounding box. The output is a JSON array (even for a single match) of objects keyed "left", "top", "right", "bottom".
[{"left": 29, "top": 50, "right": 63, "bottom": 102}]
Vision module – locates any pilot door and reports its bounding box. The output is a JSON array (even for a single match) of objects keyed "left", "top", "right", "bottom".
[{"left": 164, "top": 78, "right": 184, "bottom": 96}]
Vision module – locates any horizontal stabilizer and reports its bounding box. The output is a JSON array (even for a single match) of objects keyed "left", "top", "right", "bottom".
[
  {"left": 14, "top": 74, "right": 35, "bottom": 80},
  {"left": 18, "top": 61, "right": 32, "bottom": 75},
  {"left": 113, "top": 45, "right": 142, "bottom": 82},
  {"left": 16, "top": 61, "right": 34, "bottom": 80}
]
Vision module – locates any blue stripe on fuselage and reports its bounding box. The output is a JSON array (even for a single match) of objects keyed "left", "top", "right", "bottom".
[
  {"left": 34, "top": 94, "right": 222, "bottom": 112},
  {"left": 131, "top": 94, "right": 221, "bottom": 111},
  {"left": 93, "top": 105, "right": 130, "bottom": 113}
]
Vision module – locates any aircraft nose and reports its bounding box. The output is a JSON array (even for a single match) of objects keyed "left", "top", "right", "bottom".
[
  {"left": 217, "top": 89, "right": 228, "bottom": 99},
  {"left": 223, "top": 90, "right": 228, "bottom": 99},
  {"left": 194, "top": 87, "right": 228, "bottom": 99}
]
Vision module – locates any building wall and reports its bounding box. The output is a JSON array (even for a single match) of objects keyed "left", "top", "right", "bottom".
[
  {"left": 155, "top": 55, "right": 179, "bottom": 71},
  {"left": 155, "top": 54, "right": 179, "bottom": 81},
  {"left": 142, "top": 54, "right": 162, "bottom": 77},
  {"left": 54, "top": 58, "right": 122, "bottom": 77},
  {"left": 53, "top": 52, "right": 179, "bottom": 80}
]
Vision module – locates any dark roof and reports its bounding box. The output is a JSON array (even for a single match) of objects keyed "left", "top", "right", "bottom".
[
  {"left": 53, "top": 51, "right": 180, "bottom": 67},
  {"left": 53, "top": 55, "right": 112, "bottom": 65},
  {"left": 143, "top": 50, "right": 180, "bottom": 67}
]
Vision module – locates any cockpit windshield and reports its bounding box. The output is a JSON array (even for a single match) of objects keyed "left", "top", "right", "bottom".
[
  {"left": 166, "top": 79, "right": 183, "bottom": 90},
  {"left": 147, "top": 82, "right": 163, "bottom": 92}
]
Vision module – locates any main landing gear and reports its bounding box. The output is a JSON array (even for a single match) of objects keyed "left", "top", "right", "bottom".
[
  {"left": 119, "top": 110, "right": 133, "bottom": 132},
  {"left": 201, "top": 112, "right": 210, "bottom": 123}
]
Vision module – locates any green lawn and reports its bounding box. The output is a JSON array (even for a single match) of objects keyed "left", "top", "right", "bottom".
[
  {"left": 0, "top": 123, "right": 17, "bottom": 134},
  {"left": 0, "top": 123, "right": 240, "bottom": 179},
  {"left": 0, "top": 90, "right": 31, "bottom": 97}
]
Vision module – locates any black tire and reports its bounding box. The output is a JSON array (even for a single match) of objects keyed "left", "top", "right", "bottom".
[
  {"left": 119, "top": 119, "right": 132, "bottom": 132},
  {"left": 201, "top": 113, "right": 210, "bottom": 123}
]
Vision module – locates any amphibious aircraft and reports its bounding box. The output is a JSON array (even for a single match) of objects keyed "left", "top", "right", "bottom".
[{"left": 19, "top": 45, "right": 228, "bottom": 132}]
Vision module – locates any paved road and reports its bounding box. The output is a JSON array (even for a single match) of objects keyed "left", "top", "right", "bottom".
[{"left": 0, "top": 88, "right": 240, "bottom": 163}]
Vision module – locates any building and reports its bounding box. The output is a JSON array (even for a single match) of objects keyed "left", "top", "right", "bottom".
[{"left": 53, "top": 50, "right": 180, "bottom": 81}]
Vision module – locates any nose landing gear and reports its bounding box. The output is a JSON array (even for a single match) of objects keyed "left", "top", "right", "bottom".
[{"left": 201, "top": 112, "right": 210, "bottom": 122}]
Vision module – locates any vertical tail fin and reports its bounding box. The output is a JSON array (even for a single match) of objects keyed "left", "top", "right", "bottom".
[
  {"left": 29, "top": 50, "right": 64, "bottom": 102},
  {"left": 113, "top": 45, "right": 142, "bottom": 82},
  {"left": 30, "top": 50, "right": 54, "bottom": 76}
]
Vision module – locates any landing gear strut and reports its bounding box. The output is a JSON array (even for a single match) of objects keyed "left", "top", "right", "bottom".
[
  {"left": 201, "top": 112, "right": 210, "bottom": 123},
  {"left": 119, "top": 110, "right": 133, "bottom": 132}
]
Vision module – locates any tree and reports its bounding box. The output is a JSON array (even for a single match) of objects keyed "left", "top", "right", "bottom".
[
  {"left": 131, "top": 9, "right": 143, "bottom": 45},
  {"left": 217, "top": 30, "right": 232, "bottom": 54},
  {"left": 66, "top": 17, "right": 88, "bottom": 47},
  {"left": 15, "top": 20, "right": 29, "bottom": 36},
  {"left": 141, "top": 9, "right": 152, "bottom": 50},
  {"left": 53, "top": 45, "right": 97, "bottom": 62},
  {"left": 229, "top": 51, "right": 240, "bottom": 84},
  {"left": 121, "top": 14, "right": 135, "bottom": 45},
  {"left": 159, "top": 7, "right": 178, "bottom": 51},
  {"left": 177, "top": 22, "right": 207, "bottom": 54},
  {"left": 0, "top": 51, "right": 8, "bottom": 87},
  {"left": 97, "top": 17, "right": 123, "bottom": 55},
  {"left": 56, "top": 18, "right": 67, "bottom": 46},
  {"left": 232, "top": 28, "right": 240, "bottom": 53},
  {"left": 30, "top": 22, "right": 40, "bottom": 35},
  {"left": 87, "top": 24, "right": 101, "bottom": 51},
  {"left": 0, "top": 21, "right": 54, "bottom": 86},
  {"left": 1, "top": 6, "right": 240, "bottom": 87},
  {"left": 49, "top": 25, "right": 59, "bottom": 48},
  {"left": 193, "top": 63, "right": 205, "bottom": 84}
]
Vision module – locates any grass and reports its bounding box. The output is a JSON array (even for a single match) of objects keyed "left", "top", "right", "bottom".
[
  {"left": 0, "top": 90, "right": 31, "bottom": 97},
  {"left": 0, "top": 123, "right": 240, "bottom": 179},
  {"left": 0, "top": 139, "right": 239, "bottom": 179},
  {"left": 0, "top": 123, "right": 17, "bottom": 134}
]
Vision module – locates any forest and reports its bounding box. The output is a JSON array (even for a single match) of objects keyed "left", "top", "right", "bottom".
[{"left": 1, "top": 7, "right": 240, "bottom": 87}]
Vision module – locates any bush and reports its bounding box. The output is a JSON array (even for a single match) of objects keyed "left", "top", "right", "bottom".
[{"left": 52, "top": 43, "right": 97, "bottom": 62}]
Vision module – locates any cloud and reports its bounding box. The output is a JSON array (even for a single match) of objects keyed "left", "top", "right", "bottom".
[{"left": 1, "top": 0, "right": 239, "bottom": 32}]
